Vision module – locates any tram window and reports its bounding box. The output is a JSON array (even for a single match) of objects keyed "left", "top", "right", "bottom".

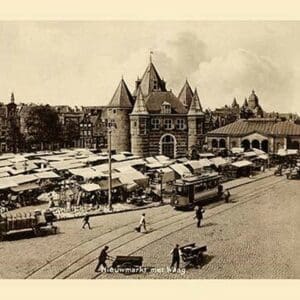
[
  {"left": 176, "top": 186, "right": 187, "bottom": 196},
  {"left": 195, "top": 184, "right": 205, "bottom": 193}
]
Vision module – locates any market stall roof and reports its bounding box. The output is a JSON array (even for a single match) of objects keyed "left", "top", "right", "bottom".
[
  {"left": 11, "top": 182, "right": 40, "bottom": 192},
  {"left": 243, "top": 151, "right": 257, "bottom": 158},
  {"left": 80, "top": 183, "right": 101, "bottom": 192},
  {"left": 199, "top": 153, "right": 215, "bottom": 158},
  {"left": 210, "top": 157, "right": 229, "bottom": 167},
  {"left": 112, "top": 154, "right": 128, "bottom": 161},
  {"left": 34, "top": 167, "right": 54, "bottom": 173},
  {"left": 11, "top": 174, "right": 38, "bottom": 185},
  {"left": 0, "top": 172, "right": 10, "bottom": 178},
  {"left": 231, "top": 147, "right": 245, "bottom": 154},
  {"left": 185, "top": 159, "right": 212, "bottom": 172},
  {"left": 155, "top": 155, "right": 170, "bottom": 162},
  {"left": 231, "top": 160, "right": 253, "bottom": 168},
  {"left": 257, "top": 154, "right": 269, "bottom": 160},
  {"left": 34, "top": 171, "right": 60, "bottom": 180},
  {"left": 157, "top": 167, "right": 176, "bottom": 183},
  {"left": 170, "top": 163, "right": 192, "bottom": 177},
  {"left": 252, "top": 148, "right": 266, "bottom": 155},
  {"left": 0, "top": 160, "right": 13, "bottom": 167},
  {"left": 145, "top": 157, "right": 159, "bottom": 164},
  {"left": 9, "top": 155, "right": 27, "bottom": 163},
  {"left": 50, "top": 160, "right": 86, "bottom": 171},
  {"left": 277, "top": 149, "right": 298, "bottom": 156},
  {"left": 116, "top": 166, "right": 149, "bottom": 187},
  {"left": 145, "top": 161, "right": 164, "bottom": 169},
  {"left": 0, "top": 177, "right": 17, "bottom": 189},
  {"left": 0, "top": 154, "right": 15, "bottom": 161},
  {"left": 98, "top": 178, "right": 123, "bottom": 190},
  {"left": 69, "top": 167, "right": 105, "bottom": 179}
]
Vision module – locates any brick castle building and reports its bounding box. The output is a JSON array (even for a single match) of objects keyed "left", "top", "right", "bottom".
[{"left": 103, "top": 58, "right": 206, "bottom": 158}]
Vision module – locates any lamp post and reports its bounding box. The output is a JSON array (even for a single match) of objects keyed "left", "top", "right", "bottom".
[{"left": 106, "top": 119, "right": 116, "bottom": 211}]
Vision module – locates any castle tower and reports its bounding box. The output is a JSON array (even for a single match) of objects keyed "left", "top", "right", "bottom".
[
  {"left": 104, "top": 78, "right": 133, "bottom": 153},
  {"left": 132, "top": 58, "right": 166, "bottom": 98},
  {"left": 130, "top": 87, "right": 149, "bottom": 157},
  {"left": 187, "top": 89, "right": 205, "bottom": 154},
  {"left": 178, "top": 79, "right": 194, "bottom": 109}
]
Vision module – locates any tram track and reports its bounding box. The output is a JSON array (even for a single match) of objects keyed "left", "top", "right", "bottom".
[
  {"left": 92, "top": 176, "right": 286, "bottom": 279},
  {"left": 25, "top": 175, "right": 285, "bottom": 279},
  {"left": 24, "top": 207, "right": 181, "bottom": 279},
  {"left": 64, "top": 177, "right": 285, "bottom": 279}
]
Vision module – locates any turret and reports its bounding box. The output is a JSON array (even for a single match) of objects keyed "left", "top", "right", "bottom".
[
  {"left": 178, "top": 79, "right": 194, "bottom": 109},
  {"left": 130, "top": 88, "right": 149, "bottom": 157},
  {"left": 187, "top": 88, "right": 205, "bottom": 155},
  {"left": 104, "top": 78, "right": 133, "bottom": 153}
]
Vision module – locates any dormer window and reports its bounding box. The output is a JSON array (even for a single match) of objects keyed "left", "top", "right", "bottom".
[{"left": 161, "top": 102, "right": 171, "bottom": 114}]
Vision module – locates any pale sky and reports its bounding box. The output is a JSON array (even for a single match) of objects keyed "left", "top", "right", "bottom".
[{"left": 0, "top": 21, "right": 299, "bottom": 113}]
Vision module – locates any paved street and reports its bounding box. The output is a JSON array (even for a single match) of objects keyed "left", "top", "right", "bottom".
[{"left": 0, "top": 175, "right": 298, "bottom": 279}]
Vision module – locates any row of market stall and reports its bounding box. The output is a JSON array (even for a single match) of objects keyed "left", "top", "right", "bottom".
[{"left": 0, "top": 146, "right": 299, "bottom": 213}]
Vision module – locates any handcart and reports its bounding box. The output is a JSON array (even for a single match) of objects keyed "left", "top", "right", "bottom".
[{"left": 180, "top": 243, "right": 207, "bottom": 268}]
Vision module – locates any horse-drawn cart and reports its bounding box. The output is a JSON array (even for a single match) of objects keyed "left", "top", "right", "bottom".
[{"left": 0, "top": 210, "right": 58, "bottom": 241}]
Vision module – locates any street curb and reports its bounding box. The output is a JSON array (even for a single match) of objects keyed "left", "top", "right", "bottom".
[
  {"left": 55, "top": 202, "right": 167, "bottom": 222},
  {"left": 226, "top": 173, "right": 275, "bottom": 191}
]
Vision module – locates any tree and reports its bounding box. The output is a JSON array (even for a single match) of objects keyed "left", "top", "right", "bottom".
[
  {"left": 62, "top": 119, "right": 80, "bottom": 147},
  {"left": 25, "top": 105, "right": 62, "bottom": 150}
]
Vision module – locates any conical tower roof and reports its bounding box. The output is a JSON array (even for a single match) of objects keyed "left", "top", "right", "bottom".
[
  {"left": 107, "top": 78, "right": 134, "bottom": 108},
  {"left": 178, "top": 79, "right": 194, "bottom": 108},
  {"left": 188, "top": 89, "right": 203, "bottom": 115},
  {"left": 232, "top": 97, "right": 239, "bottom": 108},
  {"left": 131, "top": 87, "right": 148, "bottom": 115},
  {"left": 243, "top": 98, "right": 248, "bottom": 107},
  {"left": 139, "top": 60, "right": 166, "bottom": 96},
  {"left": 193, "top": 88, "right": 203, "bottom": 112}
]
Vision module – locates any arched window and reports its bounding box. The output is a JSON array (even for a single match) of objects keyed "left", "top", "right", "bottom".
[
  {"left": 219, "top": 139, "right": 226, "bottom": 148},
  {"left": 251, "top": 139, "right": 260, "bottom": 149},
  {"left": 261, "top": 140, "right": 269, "bottom": 153},
  {"left": 212, "top": 139, "right": 218, "bottom": 148},
  {"left": 241, "top": 139, "right": 250, "bottom": 150}
]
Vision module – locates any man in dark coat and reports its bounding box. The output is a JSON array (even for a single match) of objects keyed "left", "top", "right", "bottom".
[
  {"left": 95, "top": 246, "right": 111, "bottom": 272},
  {"left": 170, "top": 244, "right": 180, "bottom": 271},
  {"left": 82, "top": 213, "right": 91, "bottom": 229},
  {"left": 194, "top": 205, "right": 205, "bottom": 228}
]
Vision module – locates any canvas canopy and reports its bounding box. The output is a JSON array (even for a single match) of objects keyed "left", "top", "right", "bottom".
[
  {"left": 80, "top": 183, "right": 101, "bottom": 192},
  {"left": 231, "top": 147, "right": 245, "bottom": 154},
  {"left": 34, "top": 171, "right": 60, "bottom": 180},
  {"left": 231, "top": 160, "right": 253, "bottom": 168},
  {"left": 11, "top": 182, "right": 40, "bottom": 193},
  {"left": 0, "top": 177, "right": 18, "bottom": 189},
  {"left": 210, "top": 157, "right": 229, "bottom": 167},
  {"left": 170, "top": 163, "right": 192, "bottom": 177},
  {"left": 199, "top": 153, "right": 215, "bottom": 158}
]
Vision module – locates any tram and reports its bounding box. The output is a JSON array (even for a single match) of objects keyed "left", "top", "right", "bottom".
[{"left": 172, "top": 173, "right": 223, "bottom": 210}]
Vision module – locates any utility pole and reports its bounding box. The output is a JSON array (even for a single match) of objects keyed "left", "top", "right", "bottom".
[
  {"left": 108, "top": 127, "right": 112, "bottom": 211},
  {"left": 106, "top": 119, "right": 116, "bottom": 211}
]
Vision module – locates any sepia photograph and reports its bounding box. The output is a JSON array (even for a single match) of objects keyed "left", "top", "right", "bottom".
[{"left": 0, "top": 18, "right": 299, "bottom": 281}]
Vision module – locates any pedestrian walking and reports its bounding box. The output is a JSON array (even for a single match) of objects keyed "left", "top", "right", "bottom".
[
  {"left": 95, "top": 246, "right": 111, "bottom": 272},
  {"left": 135, "top": 213, "right": 147, "bottom": 233},
  {"left": 224, "top": 189, "right": 231, "bottom": 203},
  {"left": 82, "top": 213, "right": 91, "bottom": 229},
  {"left": 170, "top": 244, "right": 181, "bottom": 271},
  {"left": 194, "top": 205, "right": 205, "bottom": 228}
]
